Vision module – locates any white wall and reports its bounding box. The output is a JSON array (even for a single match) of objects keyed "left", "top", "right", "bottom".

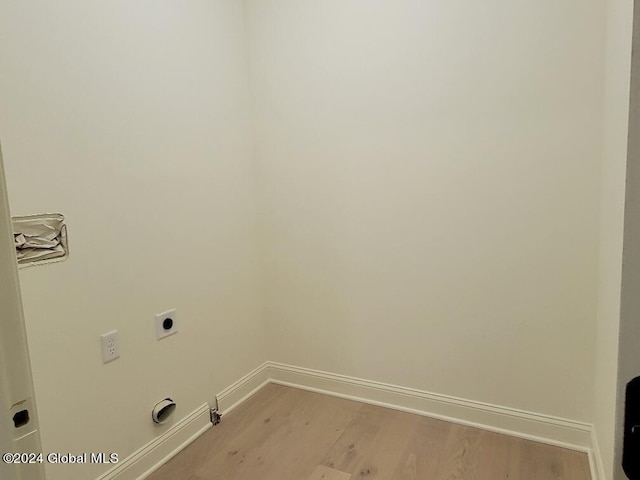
[
  {"left": 248, "top": 0, "right": 605, "bottom": 421},
  {"left": 595, "top": 0, "right": 633, "bottom": 477},
  {"left": 0, "top": 1, "right": 630, "bottom": 478},
  {"left": 616, "top": 2, "right": 640, "bottom": 478},
  {"left": 0, "top": 2, "right": 265, "bottom": 480}
]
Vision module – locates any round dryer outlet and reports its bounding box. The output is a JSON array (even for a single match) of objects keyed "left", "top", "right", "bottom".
[{"left": 155, "top": 309, "right": 178, "bottom": 339}]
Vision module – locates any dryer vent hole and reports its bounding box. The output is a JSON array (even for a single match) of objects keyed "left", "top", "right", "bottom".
[{"left": 13, "top": 410, "right": 29, "bottom": 428}]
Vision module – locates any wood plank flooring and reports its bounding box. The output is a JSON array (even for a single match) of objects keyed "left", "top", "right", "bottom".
[{"left": 146, "top": 384, "right": 591, "bottom": 480}]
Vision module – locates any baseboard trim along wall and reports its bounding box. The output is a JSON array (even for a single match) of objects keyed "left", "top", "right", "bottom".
[
  {"left": 267, "top": 362, "right": 593, "bottom": 448},
  {"left": 95, "top": 404, "right": 211, "bottom": 480},
  {"left": 590, "top": 428, "right": 606, "bottom": 480},
  {"left": 216, "top": 363, "right": 272, "bottom": 414},
  {"left": 216, "top": 362, "right": 602, "bottom": 480},
  {"left": 102, "top": 363, "right": 603, "bottom": 480}
]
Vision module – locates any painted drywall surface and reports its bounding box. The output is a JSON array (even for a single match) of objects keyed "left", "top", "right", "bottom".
[
  {"left": 0, "top": 2, "right": 265, "bottom": 479},
  {"left": 616, "top": 2, "right": 640, "bottom": 478},
  {"left": 595, "top": 0, "right": 633, "bottom": 477},
  {"left": 248, "top": 0, "right": 604, "bottom": 421}
]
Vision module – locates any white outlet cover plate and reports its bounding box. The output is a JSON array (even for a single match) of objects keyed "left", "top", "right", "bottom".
[
  {"left": 101, "top": 330, "right": 120, "bottom": 363},
  {"left": 155, "top": 309, "right": 178, "bottom": 340}
]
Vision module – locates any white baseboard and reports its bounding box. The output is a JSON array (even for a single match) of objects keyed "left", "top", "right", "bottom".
[
  {"left": 215, "top": 361, "right": 594, "bottom": 454},
  {"left": 107, "top": 362, "right": 601, "bottom": 480},
  {"left": 589, "top": 427, "right": 606, "bottom": 480},
  {"left": 269, "top": 362, "right": 595, "bottom": 451},
  {"left": 94, "top": 404, "right": 211, "bottom": 480},
  {"left": 216, "top": 363, "right": 271, "bottom": 415}
]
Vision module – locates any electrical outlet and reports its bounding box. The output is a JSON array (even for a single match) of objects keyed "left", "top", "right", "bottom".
[
  {"left": 155, "top": 309, "right": 178, "bottom": 340},
  {"left": 101, "top": 330, "right": 120, "bottom": 363}
]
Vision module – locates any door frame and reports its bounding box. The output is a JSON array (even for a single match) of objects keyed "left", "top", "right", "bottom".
[{"left": 0, "top": 142, "right": 46, "bottom": 480}]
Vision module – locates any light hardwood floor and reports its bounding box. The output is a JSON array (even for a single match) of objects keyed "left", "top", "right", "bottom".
[{"left": 146, "top": 384, "right": 591, "bottom": 480}]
